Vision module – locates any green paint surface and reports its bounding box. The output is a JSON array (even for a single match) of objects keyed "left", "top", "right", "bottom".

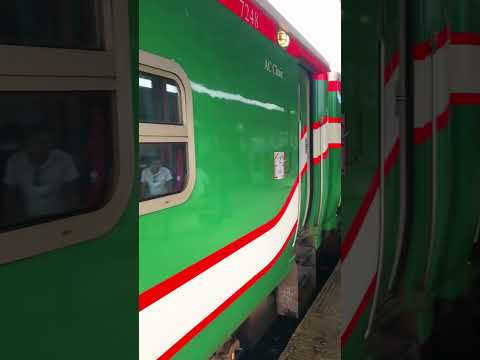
[
  {"left": 139, "top": 1, "right": 324, "bottom": 358},
  {"left": 0, "top": 2, "right": 139, "bottom": 359}
]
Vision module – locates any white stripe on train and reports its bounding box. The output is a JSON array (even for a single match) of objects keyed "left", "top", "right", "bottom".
[
  {"left": 341, "top": 42, "right": 480, "bottom": 344},
  {"left": 140, "top": 133, "right": 310, "bottom": 359}
]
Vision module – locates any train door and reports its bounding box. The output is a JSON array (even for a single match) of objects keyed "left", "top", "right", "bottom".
[
  {"left": 298, "top": 67, "right": 312, "bottom": 233},
  {"left": 362, "top": 0, "right": 409, "bottom": 337}
]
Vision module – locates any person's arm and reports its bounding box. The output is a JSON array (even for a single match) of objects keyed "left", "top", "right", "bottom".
[{"left": 164, "top": 168, "right": 174, "bottom": 194}]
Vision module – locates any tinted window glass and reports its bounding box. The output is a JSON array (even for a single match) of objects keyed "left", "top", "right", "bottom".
[
  {"left": 0, "top": 92, "right": 113, "bottom": 232},
  {"left": 0, "top": 0, "right": 104, "bottom": 50},
  {"left": 139, "top": 72, "right": 182, "bottom": 125},
  {"left": 139, "top": 143, "right": 187, "bottom": 201}
]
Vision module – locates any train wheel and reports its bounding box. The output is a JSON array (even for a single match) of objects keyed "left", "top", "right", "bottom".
[{"left": 211, "top": 338, "right": 241, "bottom": 360}]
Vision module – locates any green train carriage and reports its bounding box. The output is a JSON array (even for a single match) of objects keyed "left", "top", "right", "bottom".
[
  {"left": 0, "top": 1, "right": 138, "bottom": 359},
  {"left": 138, "top": 0, "right": 341, "bottom": 359},
  {"left": 342, "top": 0, "right": 480, "bottom": 358},
  {"left": 0, "top": 1, "right": 343, "bottom": 360}
]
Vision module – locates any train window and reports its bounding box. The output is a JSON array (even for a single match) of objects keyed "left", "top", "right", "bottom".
[
  {"left": 0, "top": 1, "right": 133, "bottom": 265},
  {"left": 0, "top": 92, "right": 113, "bottom": 233},
  {"left": 139, "top": 143, "right": 187, "bottom": 201},
  {"left": 139, "top": 72, "right": 182, "bottom": 125},
  {"left": 139, "top": 51, "right": 196, "bottom": 215},
  {"left": 0, "top": 0, "right": 104, "bottom": 50}
]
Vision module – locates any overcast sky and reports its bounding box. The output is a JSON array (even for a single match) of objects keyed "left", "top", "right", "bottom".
[{"left": 267, "top": 0, "right": 341, "bottom": 73}]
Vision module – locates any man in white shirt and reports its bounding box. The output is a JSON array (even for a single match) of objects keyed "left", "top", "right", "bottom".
[
  {"left": 140, "top": 158, "right": 173, "bottom": 200},
  {"left": 2, "top": 127, "right": 80, "bottom": 225}
]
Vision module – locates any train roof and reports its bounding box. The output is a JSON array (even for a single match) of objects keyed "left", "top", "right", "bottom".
[
  {"left": 219, "top": 0, "right": 331, "bottom": 75},
  {"left": 253, "top": 0, "right": 331, "bottom": 73}
]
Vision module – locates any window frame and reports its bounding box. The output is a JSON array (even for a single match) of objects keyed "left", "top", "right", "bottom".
[
  {"left": 0, "top": 1, "right": 134, "bottom": 265},
  {"left": 139, "top": 51, "right": 196, "bottom": 215},
  {"left": 139, "top": 71, "right": 184, "bottom": 127},
  {"left": 0, "top": 0, "right": 114, "bottom": 77}
]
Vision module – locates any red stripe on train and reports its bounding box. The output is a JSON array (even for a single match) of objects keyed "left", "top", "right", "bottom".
[
  {"left": 341, "top": 170, "right": 380, "bottom": 260},
  {"left": 450, "top": 93, "right": 480, "bottom": 105},
  {"left": 341, "top": 274, "right": 378, "bottom": 346},
  {"left": 158, "top": 222, "right": 299, "bottom": 360},
  {"left": 414, "top": 93, "right": 480, "bottom": 145},
  {"left": 301, "top": 125, "right": 309, "bottom": 139},
  {"left": 328, "top": 80, "right": 341, "bottom": 92},
  {"left": 313, "top": 143, "right": 343, "bottom": 165},
  {"left": 341, "top": 34, "right": 480, "bottom": 343},
  {"left": 301, "top": 163, "right": 308, "bottom": 178},
  {"left": 217, "top": 0, "right": 329, "bottom": 74},
  {"left": 451, "top": 32, "right": 480, "bottom": 45},
  {"left": 341, "top": 138, "right": 399, "bottom": 260},
  {"left": 312, "top": 116, "right": 343, "bottom": 129},
  {"left": 436, "top": 27, "right": 450, "bottom": 49},
  {"left": 340, "top": 89, "right": 480, "bottom": 340},
  {"left": 413, "top": 29, "right": 480, "bottom": 61},
  {"left": 384, "top": 51, "right": 399, "bottom": 85},
  {"left": 343, "top": 90, "right": 479, "bottom": 259},
  {"left": 217, "top": 0, "right": 276, "bottom": 41},
  {"left": 139, "top": 175, "right": 299, "bottom": 311},
  {"left": 314, "top": 73, "right": 329, "bottom": 81}
]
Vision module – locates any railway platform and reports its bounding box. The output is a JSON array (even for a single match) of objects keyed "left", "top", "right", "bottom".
[{"left": 279, "top": 261, "right": 340, "bottom": 360}]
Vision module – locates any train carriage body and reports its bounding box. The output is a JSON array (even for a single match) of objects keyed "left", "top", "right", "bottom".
[
  {"left": 0, "top": 2, "right": 343, "bottom": 359},
  {"left": 0, "top": 1, "right": 138, "bottom": 359},
  {"left": 342, "top": 0, "right": 480, "bottom": 358},
  {"left": 138, "top": 1, "right": 340, "bottom": 359},
  {"left": 0, "top": 1, "right": 340, "bottom": 360}
]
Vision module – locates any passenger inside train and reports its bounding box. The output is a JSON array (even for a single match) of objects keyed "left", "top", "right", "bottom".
[
  {"left": 139, "top": 143, "right": 186, "bottom": 201},
  {"left": 2, "top": 125, "right": 80, "bottom": 224},
  {"left": 140, "top": 156, "right": 173, "bottom": 199},
  {"left": 0, "top": 92, "right": 113, "bottom": 230}
]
